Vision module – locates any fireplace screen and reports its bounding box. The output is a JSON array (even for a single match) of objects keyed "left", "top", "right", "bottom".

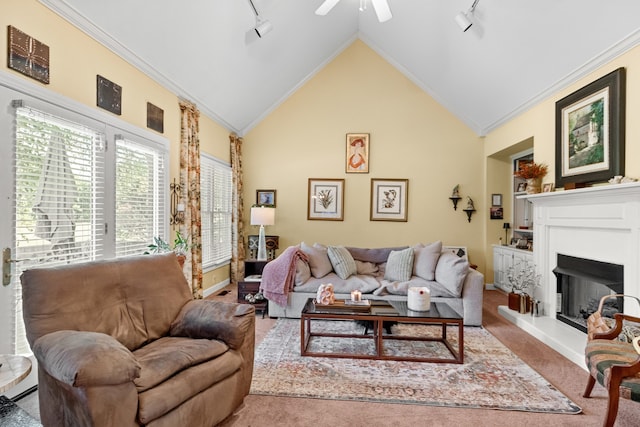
[{"left": 553, "top": 254, "right": 623, "bottom": 333}]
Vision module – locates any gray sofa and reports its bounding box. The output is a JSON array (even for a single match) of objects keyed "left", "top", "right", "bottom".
[{"left": 265, "top": 241, "right": 484, "bottom": 326}]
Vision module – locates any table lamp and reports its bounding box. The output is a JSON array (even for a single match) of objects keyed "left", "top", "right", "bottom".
[
  {"left": 503, "top": 222, "right": 511, "bottom": 245},
  {"left": 250, "top": 206, "right": 275, "bottom": 261}
]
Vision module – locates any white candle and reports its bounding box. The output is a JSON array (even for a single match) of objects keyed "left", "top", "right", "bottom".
[{"left": 351, "top": 290, "right": 362, "bottom": 302}]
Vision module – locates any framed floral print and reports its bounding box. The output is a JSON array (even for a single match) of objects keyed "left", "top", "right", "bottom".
[
  {"left": 345, "top": 133, "right": 369, "bottom": 173},
  {"left": 370, "top": 179, "right": 408, "bottom": 221},
  {"left": 308, "top": 179, "right": 344, "bottom": 221}
]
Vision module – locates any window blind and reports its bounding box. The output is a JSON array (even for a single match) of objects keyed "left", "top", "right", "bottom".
[{"left": 200, "top": 154, "right": 232, "bottom": 268}]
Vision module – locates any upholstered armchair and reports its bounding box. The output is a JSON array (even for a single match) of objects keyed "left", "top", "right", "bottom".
[
  {"left": 584, "top": 295, "right": 640, "bottom": 427},
  {"left": 21, "top": 253, "right": 255, "bottom": 427}
]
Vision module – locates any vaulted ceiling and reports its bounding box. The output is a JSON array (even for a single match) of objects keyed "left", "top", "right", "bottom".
[{"left": 41, "top": 0, "right": 640, "bottom": 136}]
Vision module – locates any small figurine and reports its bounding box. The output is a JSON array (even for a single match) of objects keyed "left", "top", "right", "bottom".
[
  {"left": 316, "top": 283, "right": 335, "bottom": 305},
  {"left": 609, "top": 175, "right": 637, "bottom": 184},
  {"left": 451, "top": 185, "right": 460, "bottom": 198},
  {"left": 465, "top": 196, "right": 475, "bottom": 210}
]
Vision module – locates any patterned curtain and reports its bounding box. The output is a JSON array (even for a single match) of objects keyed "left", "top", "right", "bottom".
[
  {"left": 230, "top": 133, "right": 245, "bottom": 284},
  {"left": 179, "top": 100, "right": 203, "bottom": 299}
]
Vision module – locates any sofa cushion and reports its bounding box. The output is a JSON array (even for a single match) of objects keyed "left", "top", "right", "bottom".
[
  {"left": 327, "top": 246, "right": 357, "bottom": 279},
  {"left": 295, "top": 258, "right": 312, "bottom": 285},
  {"left": 435, "top": 252, "right": 469, "bottom": 297},
  {"left": 133, "top": 336, "right": 229, "bottom": 392},
  {"left": 293, "top": 272, "right": 382, "bottom": 294},
  {"left": 384, "top": 247, "right": 414, "bottom": 282},
  {"left": 355, "top": 260, "right": 379, "bottom": 275},
  {"left": 413, "top": 241, "right": 442, "bottom": 281},
  {"left": 301, "top": 242, "right": 333, "bottom": 278}
]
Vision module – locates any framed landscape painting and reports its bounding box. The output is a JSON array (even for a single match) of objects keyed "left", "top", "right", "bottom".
[
  {"left": 555, "top": 68, "right": 625, "bottom": 187},
  {"left": 370, "top": 179, "right": 408, "bottom": 221},
  {"left": 308, "top": 179, "right": 344, "bottom": 221}
]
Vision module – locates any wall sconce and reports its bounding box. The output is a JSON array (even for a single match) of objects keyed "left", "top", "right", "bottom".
[
  {"left": 449, "top": 184, "right": 462, "bottom": 210},
  {"left": 463, "top": 196, "right": 476, "bottom": 222},
  {"left": 503, "top": 222, "right": 511, "bottom": 244},
  {"left": 250, "top": 206, "right": 275, "bottom": 261},
  {"left": 170, "top": 178, "right": 185, "bottom": 225}
]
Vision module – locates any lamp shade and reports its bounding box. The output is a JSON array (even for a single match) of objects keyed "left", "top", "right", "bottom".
[
  {"left": 503, "top": 222, "right": 511, "bottom": 229},
  {"left": 455, "top": 12, "right": 472, "bottom": 32},
  {"left": 251, "top": 206, "right": 275, "bottom": 226}
]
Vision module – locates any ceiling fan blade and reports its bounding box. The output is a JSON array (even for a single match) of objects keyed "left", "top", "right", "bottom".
[
  {"left": 371, "top": 0, "right": 392, "bottom": 22},
  {"left": 315, "top": 0, "right": 341, "bottom": 16}
]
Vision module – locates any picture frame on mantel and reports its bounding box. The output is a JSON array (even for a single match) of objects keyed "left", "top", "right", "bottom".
[{"left": 555, "top": 67, "right": 625, "bottom": 187}]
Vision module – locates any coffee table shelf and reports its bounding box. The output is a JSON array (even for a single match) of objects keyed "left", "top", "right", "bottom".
[{"left": 300, "top": 298, "right": 464, "bottom": 363}]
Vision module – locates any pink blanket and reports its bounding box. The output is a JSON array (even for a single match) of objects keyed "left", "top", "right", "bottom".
[{"left": 260, "top": 245, "right": 308, "bottom": 307}]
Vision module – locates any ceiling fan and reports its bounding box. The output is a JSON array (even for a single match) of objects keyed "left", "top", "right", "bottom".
[{"left": 315, "top": 0, "right": 392, "bottom": 23}]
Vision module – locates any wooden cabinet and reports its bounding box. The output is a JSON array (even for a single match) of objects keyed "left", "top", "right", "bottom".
[
  {"left": 237, "top": 259, "right": 269, "bottom": 316},
  {"left": 493, "top": 245, "right": 533, "bottom": 292}
]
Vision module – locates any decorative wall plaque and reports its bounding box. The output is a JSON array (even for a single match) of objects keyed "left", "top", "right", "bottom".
[
  {"left": 7, "top": 25, "right": 50, "bottom": 84},
  {"left": 96, "top": 75, "right": 122, "bottom": 115},
  {"left": 147, "top": 102, "right": 164, "bottom": 133}
]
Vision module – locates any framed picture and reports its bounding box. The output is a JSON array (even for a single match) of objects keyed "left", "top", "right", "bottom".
[
  {"left": 370, "top": 179, "right": 408, "bottom": 221},
  {"left": 555, "top": 67, "right": 625, "bottom": 187},
  {"left": 491, "top": 193, "right": 502, "bottom": 207},
  {"left": 256, "top": 189, "right": 276, "bottom": 207},
  {"left": 490, "top": 207, "right": 504, "bottom": 220},
  {"left": 8, "top": 26, "right": 50, "bottom": 84},
  {"left": 516, "top": 182, "right": 527, "bottom": 192},
  {"left": 542, "top": 182, "right": 555, "bottom": 193},
  {"left": 308, "top": 179, "right": 344, "bottom": 221},
  {"left": 346, "top": 133, "right": 369, "bottom": 173}
]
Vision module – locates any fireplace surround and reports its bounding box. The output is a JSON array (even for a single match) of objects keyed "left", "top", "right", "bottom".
[{"left": 498, "top": 181, "right": 640, "bottom": 368}]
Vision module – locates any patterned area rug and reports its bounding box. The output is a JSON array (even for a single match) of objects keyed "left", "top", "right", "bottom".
[{"left": 250, "top": 319, "right": 582, "bottom": 414}]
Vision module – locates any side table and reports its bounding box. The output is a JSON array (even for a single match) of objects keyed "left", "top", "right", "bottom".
[
  {"left": 1, "top": 354, "right": 39, "bottom": 426},
  {"left": 238, "top": 259, "right": 269, "bottom": 317}
]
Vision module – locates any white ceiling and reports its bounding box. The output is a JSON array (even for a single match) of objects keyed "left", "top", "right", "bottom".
[{"left": 41, "top": 0, "right": 640, "bottom": 136}]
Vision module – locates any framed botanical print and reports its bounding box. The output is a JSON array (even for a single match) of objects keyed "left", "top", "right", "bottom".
[
  {"left": 555, "top": 67, "right": 625, "bottom": 186},
  {"left": 370, "top": 179, "right": 408, "bottom": 221},
  {"left": 345, "top": 133, "right": 369, "bottom": 173},
  {"left": 308, "top": 179, "right": 344, "bottom": 221}
]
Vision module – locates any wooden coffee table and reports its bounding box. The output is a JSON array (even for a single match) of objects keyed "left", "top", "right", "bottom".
[{"left": 300, "top": 298, "right": 464, "bottom": 363}]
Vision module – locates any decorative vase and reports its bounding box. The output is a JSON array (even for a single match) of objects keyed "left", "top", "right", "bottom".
[
  {"left": 508, "top": 292, "right": 520, "bottom": 311},
  {"left": 526, "top": 177, "right": 542, "bottom": 194}
]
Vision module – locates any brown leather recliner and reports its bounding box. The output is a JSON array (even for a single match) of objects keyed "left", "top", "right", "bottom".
[{"left": 21, "top": 253, "right": 255, "bottom": 427}]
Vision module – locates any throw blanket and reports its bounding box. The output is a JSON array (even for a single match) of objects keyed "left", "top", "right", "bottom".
[{"left": 260, "top": 246, "right": 308, "bottom": 307}]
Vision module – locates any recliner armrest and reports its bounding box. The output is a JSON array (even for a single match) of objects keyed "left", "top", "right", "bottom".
[
  {"left": 33, "top": 330, "right": 141, "bottom": 387},
  {"left": 170, "top": 300, "right": 255, "bottom": 350}
]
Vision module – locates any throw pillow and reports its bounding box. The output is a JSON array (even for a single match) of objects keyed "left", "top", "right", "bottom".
[
  {"left": 355, "top": 260, "right": 379, "bottom": 275},
  {"left": 327, "top": 246, "right": 357, "bottom": 280},
  {"left": 295, "top": 258, "right": 311, "bottom": 286},
  {"left": 384, "top": 247, "right": 414, "bottom": 282},
  {"left": 300, "top": 242, "right": 333, "bottom": 278},
  {"left": 413, "top": 241, "right": 443, "bottom": 281},
  {"left": 434, "top": 252, "right": 470, "bottom": 297}
]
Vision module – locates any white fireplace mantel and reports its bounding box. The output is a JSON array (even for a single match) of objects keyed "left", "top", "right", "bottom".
[{"left": 499, "top": 181, "right": 640, "bottom": 368}]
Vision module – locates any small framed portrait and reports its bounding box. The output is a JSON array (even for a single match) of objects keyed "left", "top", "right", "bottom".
[
  {"left": 542, "top": 182, "right": 555, "bottom": 193},
  {"left": 490, "top": 207, "right": 504, "bottom": 220},
  {"left": 491, "top": 193, "right": 502, "bottom": 207},
  {"left": 516, "top": 182, "right": 527, "bottom": 192},
  {"left": 346, "top": 133, "right": 369, "bottom": 173},
  {"left": 256, "top": 189, "right": 276, "bottom": 207}
]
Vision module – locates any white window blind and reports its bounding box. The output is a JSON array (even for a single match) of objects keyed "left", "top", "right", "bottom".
[
  {"left": 115, "top": 137, "right": 167, "bottom": 257},
  {"left": 201, "top": 154, "right": 232, "bottom": 269},
  {"left": 13, "top": 105, "right": 106, "bottom": 354}
]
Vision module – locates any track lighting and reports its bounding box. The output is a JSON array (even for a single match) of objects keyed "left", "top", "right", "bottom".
[
  {"left": 315, "top": 0, "right": 392, "bottom": 23},
  {"left": 455, "top": 0, "right": 479, "bottom": 32},
  {"left": 248, "top": 0, "right": 273, "bottom": 38}
]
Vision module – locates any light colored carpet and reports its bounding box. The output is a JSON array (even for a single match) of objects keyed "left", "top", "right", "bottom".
[{"left": 250, "top": 319, "right": 581, "bottom": 414}]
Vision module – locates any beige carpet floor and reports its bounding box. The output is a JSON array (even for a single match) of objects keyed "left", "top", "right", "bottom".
[{"left": 16, "top": 287, "right": 640, "bottom": 426}]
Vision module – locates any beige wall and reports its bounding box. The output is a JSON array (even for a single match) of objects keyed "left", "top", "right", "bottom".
[
  {"left": 483, "top": 45, "right": 640, "bottom": 283},
  {"left": 243, "top": 40, "right": 486, "bottom": 270},
  {"left": 2, "top": 1, "right": 231, "bottom": 291}
]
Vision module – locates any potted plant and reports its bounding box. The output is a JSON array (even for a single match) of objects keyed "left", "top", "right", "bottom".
[
  {"left": 145, "top": 231, "right": 190, "bottom": 266},
  {"left": 514, "top": 161, "right": 548, "bottom": 194},
  {"left": 506, "top": 260, "right": 540, "bottom": 313}
]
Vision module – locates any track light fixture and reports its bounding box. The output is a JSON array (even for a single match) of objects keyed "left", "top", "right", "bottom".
[
  {"left": 455, "top": 0, "right": 479, "bottom": 32},
  {"left": 315, "top": 0, "right": 392, "bottom": 23},
  {"left": 248, "top": 0, "right": 273, "bottom": 38}
]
